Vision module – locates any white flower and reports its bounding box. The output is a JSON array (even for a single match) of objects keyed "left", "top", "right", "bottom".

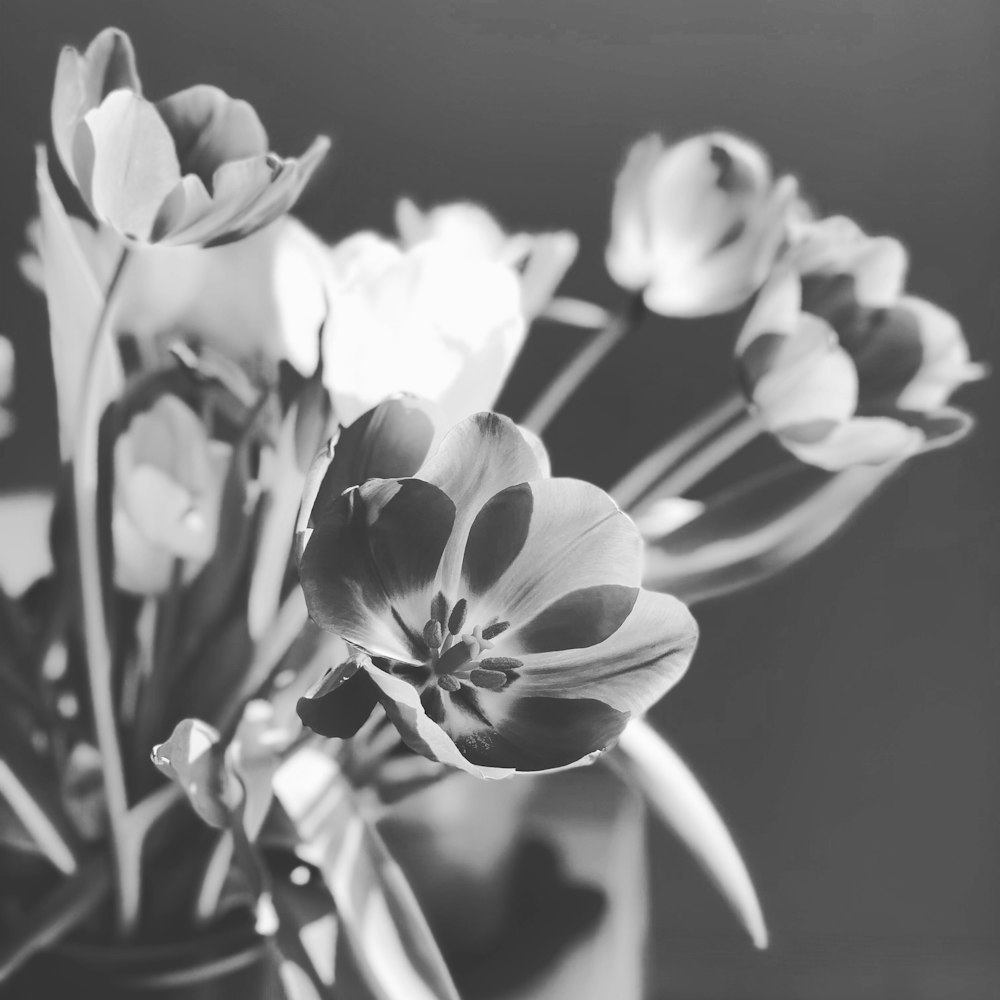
[
  {"left": 320, "top": 232, "right": 527, "bottom": 427},
  {"left": 395, "top": 198, "right": 577, "bottom": 321},
  {"left": 736, "top": 216, "right": 984, "bottom": 470},
  {"left": 606, "top": 132, "right": 798, "bottom": 317}
]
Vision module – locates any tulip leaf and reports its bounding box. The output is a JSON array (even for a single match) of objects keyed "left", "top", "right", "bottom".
[
  {"left": 642, "top": 460, "right": 896, "bottom": 604},
  {"left": 34, "top": 147, "right": 124, "bottom": 459},
  {"left": 614, "top": 718, "right": 768, "bottom": 949},
  {"left": 274, "top": 747, "right": 462, "bottom": 1000}
]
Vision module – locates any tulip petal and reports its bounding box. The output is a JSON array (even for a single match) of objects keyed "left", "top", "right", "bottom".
[
  {"left": 300, "top": 479, "right": 455, "bottom": 662},
  {"left": 156, "top": 85, "right": 268, "bottom": 185},
  {"left": 51, "top": 28, "right": 141, "bottom": 183},
  {"left": 297, "top": 662, "right": 380, "bottom": 739},
  {"left": 362, "top": 665, "right": 514, "bottom": 779},
  {"left": 444, "top": 688, "right": 629, "bottom": 772},
  {"left": 784, "top": 415, "right": 923, "bottom": 470},
  {"left": 463, "top": 479, "right": 643, "bottom": 637},
  {"left": 894, "top": 296, "right": 985, "bottom": 411},
  {"left": 81, "top": 90, "right": 183, "bottom": 240},
  {"left": 752, "top": 315, "right": 859, "bottom": 435},
  {"left": 513, "top": 590, "right": 697, "bottom": 715},
  {"left": 891, "top": 405, "right": 975, "bottom": 452},
  {"left": 418, "top": 412, "right": 547, "bottom": 593},
  {"left": 519, "top": 231, "right": 578, "bottom": 320}
]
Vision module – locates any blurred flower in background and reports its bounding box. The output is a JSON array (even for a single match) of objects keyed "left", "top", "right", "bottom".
[
  {"left": 605, "top": 131, "right": 799, "bottom": 317},
  {"left": 736, "top": 215, "right": 984, "bottom": 469},
  {"left": 51, "top": 27, "right": 329, "bottom": 246}
]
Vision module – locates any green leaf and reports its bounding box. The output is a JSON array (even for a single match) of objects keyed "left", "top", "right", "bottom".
[{"left": 274, "top": 748, "right": 461, "bottom": 1000}]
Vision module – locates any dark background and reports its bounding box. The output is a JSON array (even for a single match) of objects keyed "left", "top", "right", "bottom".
[{"left": 1, "top": 2, "right": 998, "bottom": 997}]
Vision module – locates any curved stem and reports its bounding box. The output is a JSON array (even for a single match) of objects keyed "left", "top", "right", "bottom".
[
  {"left": 73, "top": 248, "right": 136, "bottom": 934},
  {"left": 635, "top": 413, "right": 763, "bottom": 507},
  {"left": 610, "top": 392, "right": 747, "bottom": 509},
  {"left": 521, "top": 295, "right": 645, "bottom": 434}
]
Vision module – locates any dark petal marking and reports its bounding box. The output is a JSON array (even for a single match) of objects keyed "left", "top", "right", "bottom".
[
  {"left": 421, "top": 684, "right": 447, "bottom": 722},
  {"left": 299, "top": 478, "right": 454, "bottom": 658},
  {"left": 431, "top": 592, "right": 449, "bottom": 628},
  {"left": 462, "top": 483, "right": 534, "bottom": 596},
  {"left": 510, "top": 585, "right": 639, "bottom": 655},
  {"left": 296, "top": 668, "right": 378, "bottom": 739},
  {"left": 738, "top": 332, "right": 787, "bottom": 395},
  {"left": 774, "top": 418, "right": 839, "bottom": 445},
  {"left": 453, "top": 696, "right": 629, "bottom": 772},
  {"left": 850, "top": 304, "right": 925, "bottom": 409}
]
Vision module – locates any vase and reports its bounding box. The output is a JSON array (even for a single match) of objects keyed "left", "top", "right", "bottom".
[{"left": 4, "top": 925, "right": 282, "bottom": 1000}]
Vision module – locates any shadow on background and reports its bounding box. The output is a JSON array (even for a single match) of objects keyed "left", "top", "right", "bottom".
[{"left": 1, "top": 2, "right": 998, "bottom": 997}]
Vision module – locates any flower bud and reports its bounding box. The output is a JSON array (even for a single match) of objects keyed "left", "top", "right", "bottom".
[
  {"left": 606, "top": 132, "right": 798, "bottom": 317},
  {"left": 737, "top": 217, "right": 984, "bottom": 470},
  {"left": 113, "top": 394, "right": 231, "bottom": 593}
]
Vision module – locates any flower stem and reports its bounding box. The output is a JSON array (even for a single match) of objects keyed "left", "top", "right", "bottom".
[
  {"left": 72, "top": 247, "right": 136, "bottom": 934},
  {"left": 610, "top": 392, "right": 748, "bottom": 509},
  {"left": 521, "top": 295, "right": 645, "bottom": 434},
  {"left": 633, "top": 411, "right": 763, "bottom": 507}
]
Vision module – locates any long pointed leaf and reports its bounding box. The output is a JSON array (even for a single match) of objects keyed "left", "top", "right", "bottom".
[
  {"left": 614, "top": 718, "right": 768, "bottom": 949},
  {"left": 642, "top": 461, "right": 896, "bottom": 604},
  {"left": 34, "top": 146, "right": 123, "bottom": 459},
  {"left": 275, "top": 748, "right": 461, "bottom": 1000}
]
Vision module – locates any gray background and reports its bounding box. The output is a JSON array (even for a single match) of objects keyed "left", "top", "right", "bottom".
[{"left": 1, "top": 2, "right": 997, "bottom": 997}]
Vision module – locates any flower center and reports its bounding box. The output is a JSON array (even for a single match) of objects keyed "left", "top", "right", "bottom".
[{"left": 420, "top": 594, "right": 523, "bottom": 693}]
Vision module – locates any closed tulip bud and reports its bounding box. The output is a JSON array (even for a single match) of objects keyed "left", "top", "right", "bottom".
[
  {"left": 737, "top": 216, "right": 985, "bottom": 470},
  {"left": 606, "top": 132, "right": 798, "bottom": 317},
  {"left": 113, "top": 395, "right": 232, "bottom": 594},
  {"left": 50, "top": 27, "right": 328, "bottom": 246}
]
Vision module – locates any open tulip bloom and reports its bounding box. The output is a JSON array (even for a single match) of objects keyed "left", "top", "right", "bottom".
[
  {"left": 736, "top": 216, "right": 985, "bottom": 470},
  {"left": 51, "top": 27, "right": 329, "bottom": 246},
  {"left": 296, "top": 412, "right": 699, "bottom": 776}
]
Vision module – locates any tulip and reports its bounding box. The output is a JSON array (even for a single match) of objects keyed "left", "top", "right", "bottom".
[
  {"left": 320, "top": 234, "right": 527, "bottom": 427},
  {"left": 736, "top": 216, "right": 985, "bottom": 470},
  {"left": 51, "top": 27, "right": 329, "bottom": 246},
  {"left": 0, "top": 335, "right": 13, "bottom": 438},
  {"left": 21, "top": 211, "right": 329, "bottom": 375},
  {"left": 394, "top": 198, "right": 578, "bottom": 321},
  {"left": 112, "top": 394, "right": 232, "bottom": 594},
  {"left": 606, "top": 132, "right": 798, "bottom": 317},
  {"left": 296, "top": 412, "right": 698, "bottom": 777}
]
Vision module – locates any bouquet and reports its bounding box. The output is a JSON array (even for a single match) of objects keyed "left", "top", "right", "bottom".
[{"left": 0, "top": 25, "right": 983, "bottom": 1000}]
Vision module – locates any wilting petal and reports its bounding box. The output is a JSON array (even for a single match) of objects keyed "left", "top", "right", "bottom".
[
  {"left": 362, "top": 665, "right": 514, "bottom": 779},
  {"left": 513, "top": 590, "right": 697, "bottom": 715},
  {"left": 156, "top": 85, "right": 268, "bottom": 184},
  {"left": 51, "top": 27, "right": 141, "bottom": 183},
  {"left": 79, "top": 90, "right": 183, "bottom": 240},
  {"left": 463, "top": 479, "right": 642, "bottom": 642},
  {"left": 418, "top": 413, "right": 547, "bottom": 592},
  {"left": 784, "top": 415, "right": 923, "bottom": 470},
  {"left": 300, "top": 479, "right": 455, "bottom": 661}
]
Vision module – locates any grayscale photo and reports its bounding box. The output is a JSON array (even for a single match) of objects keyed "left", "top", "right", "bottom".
[{"left": 0, "top": 2, "right": 995, "bottom": 998}]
